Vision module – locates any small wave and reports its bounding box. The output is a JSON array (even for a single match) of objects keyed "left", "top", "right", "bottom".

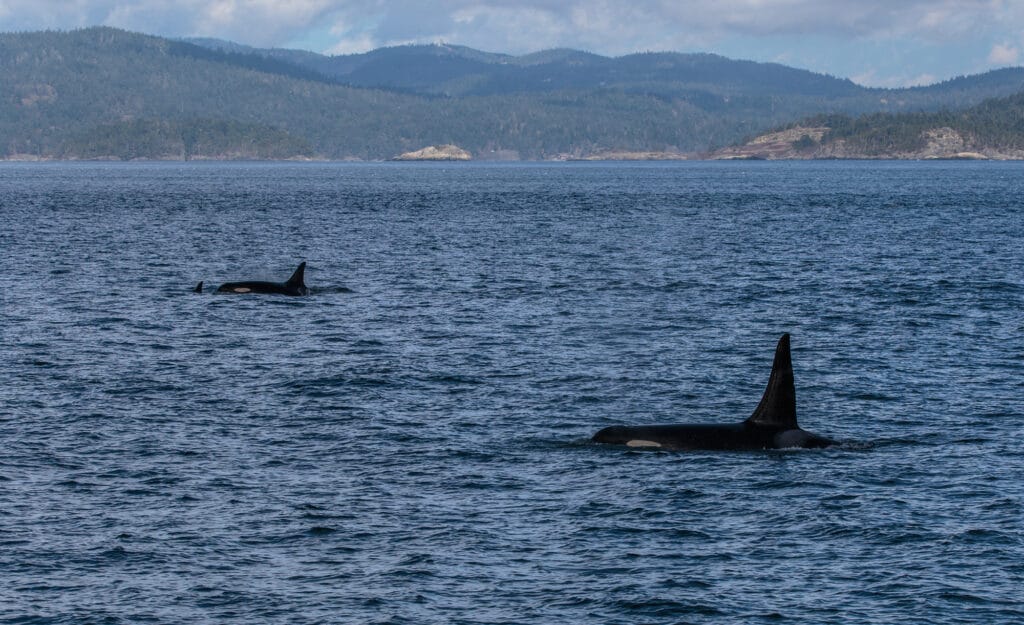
[
  {"left": 844, "top": 392, "right": 899, "bottom": 402},
  {"left": 100, "top": 546, "right": 129, "bottom": 560},
  {"left": 863, "top": 437, "right": 925, "bottom": 449},
  {"left": 951, "top": 528, "right": 1017, "bottom": 545},
  {"left": 612, "top": 598, "right": 725, "bottom": 617},
  {"left": 86, "top": 316, "right": 131, "bottom": 324},
  {"left": 934, "top": 590, "right": 998, "bottom": 605},
  {"left": 282, "top": 374, "right": 393, "bottom": 393},
  {"left": 301, "top": 511, "right": 335, "bottom": 521},
  {"left": 820, "top": 493, "right": 860, "bottom": 502},
  {"left": 659, "top": 578, "right": 713, "bottom": 590},
  {"left": 422, "top": 373, "right": 483, "bottom": 385},
  {"left": 142, "top": 475, "right": 183, "bottom": 486},
  {"left": 957, "top": 279, "right": 1024, "bottom": 293},
  {"left": 311, "top": 285, "right": 354, "bottom": 294},
  {"left": 55, "top": 479, "right": 96, "bottom": 490},
  {"left": 307, "top": 526, "right": 337, "bottom": 536},
  {"left": 668, "top": 529, "right": 712, "bottom": 540},
  {"left": 835, "top": 440, "right": 876, "bottom": 451}
]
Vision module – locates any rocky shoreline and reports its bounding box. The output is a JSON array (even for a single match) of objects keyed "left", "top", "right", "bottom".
[
  {"left": 710, "top": 125, "right": 1024, "bottom": 161},
  {"left": 392, "top": 144, "right": 472, "bottom": 161},
  {"left": 5, "top": 133, "right": 1024, "bottom": 162}
]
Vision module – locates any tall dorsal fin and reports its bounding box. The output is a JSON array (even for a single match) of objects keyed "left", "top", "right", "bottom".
[
  {"left": 286, "top": 262, "right": 306, "bottom": 287},
  {"left": 194, "top": 281, "right": 203, "bottom": 293},
  {"left": 745, "top": 333, "right": 798, "bottom": 429}
]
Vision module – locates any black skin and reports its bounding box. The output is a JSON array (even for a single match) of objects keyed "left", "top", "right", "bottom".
[
  {"left": 216, "top": 279, "right": 309, "bottom": 296},
  {"left": 201, "top": 262, "right": 309, "bottom": 296},
  {"left": 592, "top": 334, "right": 837, "bottom": 451}
]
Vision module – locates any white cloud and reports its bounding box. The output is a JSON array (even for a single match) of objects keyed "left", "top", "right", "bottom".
[
  {"left": 851, "top": 68, "right": 940, "bottom": 89},
  {"left": 909, "top": 73, "right": 937, "bottom": 87},
  {"left": 324, "top": 31, "right": 376, "bottom": 54},
  {"left": 850, "top": 69, "right": 878, "bottom": 86},
  {"left": 0, "top": 0, "right": 336, "bottom": 46},
  {"left": 300, "top": 0, "right": 1016, "bottom": 56},
  {"left": 1, "top": 0, "right": 1023, "bottom": 82},
  {"left": 988, "top": 42, "right": 1020, "bottom": 65},
  {"left": 448, "top": 5, "right": 564, "bottom": 51},
  {"left": 1, "top": 0, "right": 1017, "bottom": 50}
]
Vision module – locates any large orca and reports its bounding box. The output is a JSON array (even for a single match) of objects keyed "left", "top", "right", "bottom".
[
  {"left": 194, "top": 262, "right": 310, "bottom": 296},
  {"left": 592, "top": 334, "right": 835, "bottom": 450}
]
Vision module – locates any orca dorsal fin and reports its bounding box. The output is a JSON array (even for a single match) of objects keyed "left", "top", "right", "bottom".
[
  {"left": 745, "top": 333, "right": 798, "bottom": 429},
  {"left": 194, "top": 281, "right": 203, "bottom": 293},
  {"left": 286, "top": 262, "right": 306, "bottom": 287}
]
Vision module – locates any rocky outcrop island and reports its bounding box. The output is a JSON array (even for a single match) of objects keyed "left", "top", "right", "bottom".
[{"left": 392, "top": 145, "right": 472, "bottom": 161}]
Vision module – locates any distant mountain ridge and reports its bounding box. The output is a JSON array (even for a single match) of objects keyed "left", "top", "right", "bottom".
[
  {"left": 185, "top": 36, "right": 1024, "bottom": 106},
  {"left": 2, "top": 27, "right": 1024, "bottom": 161}
]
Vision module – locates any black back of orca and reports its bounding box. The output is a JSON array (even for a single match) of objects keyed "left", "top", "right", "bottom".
[
  {"left": 592, "top": 334, "right": 835, "bottom": 450},
  {"left": 215, "top": 262, "right": 309, "bottom": 296}
]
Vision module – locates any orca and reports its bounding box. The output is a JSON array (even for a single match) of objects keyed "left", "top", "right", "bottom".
[
  {"left": 592, "top": 334, "right": 835, "bottom": 450},
  {"left": 207, "top": 262, "right": 309, "bottom": 296}
]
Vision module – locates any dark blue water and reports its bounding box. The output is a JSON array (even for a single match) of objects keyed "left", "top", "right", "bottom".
[{"left": 1, "top": 161, "right": 1022, "bottom": 624}]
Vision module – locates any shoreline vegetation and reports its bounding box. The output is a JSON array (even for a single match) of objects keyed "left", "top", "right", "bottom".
[
  {"left": 3, "top": 27, "right": 1024, "bottom": 162},
  {"left": 6, "top": 118, "right": 1022, "bottom": 161},
  {"left": 3, "top": 152, "right": 1023, "bottom": 162},
  {"left": 5, "top": 137, "right": 1022, "bottom": 162}
]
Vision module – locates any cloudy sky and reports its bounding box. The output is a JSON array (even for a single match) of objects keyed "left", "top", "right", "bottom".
[{"left": 1, "top": 1, "right": 1022, "bottom": 86}]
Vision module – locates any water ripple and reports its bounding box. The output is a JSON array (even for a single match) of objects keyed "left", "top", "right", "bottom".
[{"left": 1, "top": 161, "right": 1022, "bottom": 625}]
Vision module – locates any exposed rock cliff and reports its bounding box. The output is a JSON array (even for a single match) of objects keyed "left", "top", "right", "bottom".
[
  {"left": 711, "top": 127, "right": 828, "bottom": 160},
  {"left": 711, "top": 125, "right": 1023, "bottom": 160},
  {"left": 393, "top": 145, "right": 472, "bottom": 161}
]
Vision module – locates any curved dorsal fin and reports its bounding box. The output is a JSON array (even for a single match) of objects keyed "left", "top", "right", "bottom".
[
  {"left": 286, "top": 262, "right": 306, "bottom": 287},
  {"left": 194, "top": 281, "right": 203, "bottom": 293},
  {"left": 745, "top": 333, "right": 798, "bottom": 429}
]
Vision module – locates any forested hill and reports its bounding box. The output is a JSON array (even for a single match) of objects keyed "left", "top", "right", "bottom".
[
  {"left": 188, "top": 38, "right": 863, "bottom": 99},
  {"left": 3, "top": 27, "right": 1024, "bottom": 161},
  {"left": 713, "top": 91, "right": 1024, "bottom": 160},
  {"left": 188, "top": 37, "right": 1024, "bottom": 111},
  {"left": 192, "top": 36, "right": 1024, "bottom": 107}
]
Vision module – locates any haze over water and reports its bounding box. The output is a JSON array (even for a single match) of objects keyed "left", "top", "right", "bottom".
[{"left": 1, "top": 161, "right": 1022, "bottom": 624}]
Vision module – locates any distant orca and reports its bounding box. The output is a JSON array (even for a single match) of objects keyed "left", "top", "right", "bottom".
[
  {"left": 592, "top": 334, "right": 836, "bottom": 450},
  {"left": 196, "top": 262, "right": 310, "bottom": 296}
]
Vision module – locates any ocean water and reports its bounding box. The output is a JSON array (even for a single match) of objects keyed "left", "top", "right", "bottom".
[{"left": 1, "top": 161, "right": 1022, "bottom": 624}]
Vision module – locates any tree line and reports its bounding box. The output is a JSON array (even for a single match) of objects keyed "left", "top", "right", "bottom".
[{"left": 3, "top": 27, "right": 1024, "bottom": 160}]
